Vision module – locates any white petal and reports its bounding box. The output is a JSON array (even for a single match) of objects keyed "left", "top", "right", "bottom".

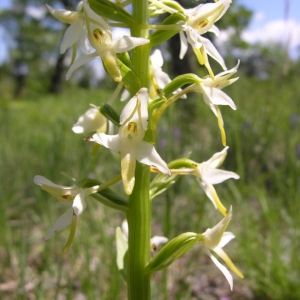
[
  {"left": 215, "top": 60, "right": 240, "bottom": 78},
  {"left": 218, "top": 231, "right": 235, "bottom": 248},
  {"left": 120, "top": 88, "right": 149, "bottom": 130},
  {"left": 72, "top": 108, "right": 106, "bottom": 134},
  {"left": 205, "top": 248, "right": 233, "bottom": 290},
  {"left": 60, "top": 19, "right": 85, "bottom": 54},
  {"left": 72, "top": 190, "right": 86, "bottom": 216},
  {"left": 179, "top": 31, "right": 188, "bottom": 59},
  {"left": 91, "top": 133, "right": 121, "bottom": 152},
  {"left": 136, "top": 141, "right": 170, "bottom": 175},
  {"left": 209, "top": 25, "right": 220, "bottom": 36},
  {"left": 150, "top": 49, "right": 164, "bottom": 68},
  {"left": 201, "top": 37, "right": 227, "bottom": 70},
  {"left": 154, "top": 69, "right": 171, "bottom": 90},
  {"left": 150, "top": 236, "right": 168, "bottom": 247},
  {"left": 121, "top": 89, "right": 130, "bottom": 102},
  {"left": 45, "top": 207, "right": 73, "bottom": 240},
  {"left": 200, "top": 168, "right": 240, "bottom": 185},
  {"left": 66, "top": 52, "right": 98, "bottom": 80},
  {"left": 121, "top": 219, "right": 129, "bottom": 240},
  {"left": 80, "top": 34, "right": 90, "bottom": 53},
  {"left": 34, "top": 175, "right": 76, "bottom": 192},
  {"left": 202, "top": 85, "right": 236, "bottom": 109},
  {"left": 113, "top": 36, "right": 149, "bottom": 53},
  {"left": 203, "top": 146, "right": 228, "bottom": 168},
  {"left": 83, "top": 0, "right": 110, "bottom": 29},
  {"left": 46, "top": 5, "right": 79, "bottom": 24}
]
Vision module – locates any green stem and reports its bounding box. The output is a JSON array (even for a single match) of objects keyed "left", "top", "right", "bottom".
[
  {"left": 127, "top": 1, "right": 151, "bottom": 300},
  {"left": 127, "top": 163, "right": 151, "bottom": 300}
]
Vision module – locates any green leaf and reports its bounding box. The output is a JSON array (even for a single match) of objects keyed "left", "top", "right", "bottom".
[
  {"left": 163, "top": 74, "right": 200, "bottom": 98},
  {"left": 118, "top": 59, "right": 141, "bottom": 96},
  {"left": 89, "top": 0, "right": 134, "bottom": 24},
  {"left": 149, "top": 13, "right": 187, "bottom": 47},
  {"left": 100, "top": 104, "right": 120, "bottom": 127},
  {"left": 145, "top": 232, "right": 200, "bottom": 274}
]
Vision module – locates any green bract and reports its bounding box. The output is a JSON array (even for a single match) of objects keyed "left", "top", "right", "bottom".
[
  {"left": 149, "top": 13, "right": 187, "bottom": 47},
  {"left": 89, "top": 0, "right": 134, "bottom": 24},
  {"left": 145, "top": 232, "right": 200, "bottom": 274},
  {"left": 100, "top": 104, "right": 120, "bottom": 127},
  {"left": 118, "top": 60, "right": 141, "bottom": 96}
]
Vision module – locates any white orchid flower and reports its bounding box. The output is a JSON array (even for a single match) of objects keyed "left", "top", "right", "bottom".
[
  {"left": 46, "top": 2, "right": 91, "bottom": 55},
  {"left": 88, "top": 88, "right": 170, "bottom": 195},
  {"left": 72, "top": 107, "right": 107, "bottom": 134},
  {"left": 150, "top": 49, "right": 186, "bottom": 99},
  {"left": 34, "top": 175, "right": 99, "bottom": 250},
  {"left": 201, "top": 207, "right": 244, "bottom": 290},
  {"left": 64, "top": 0, "right": 149, "bottom": 82},
  {"left": 194, "top": 61, "right": 240, "bottom": 145},
  {"left": 193, "top": 146, "right": 239, "bottom": 216},
  {"left": 149, "top": 0, "right": 231, "bottom": 74},
  {"left": 121, "top": 219, "right": 168, "bottom": 251}
]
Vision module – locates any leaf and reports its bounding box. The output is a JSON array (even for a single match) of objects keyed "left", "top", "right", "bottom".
[{"left": 118, "top": 60, "right": 141, "bottom": 96}]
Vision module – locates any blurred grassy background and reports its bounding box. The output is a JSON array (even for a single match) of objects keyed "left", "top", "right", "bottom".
[{"left": 0, "top": 70, "right": 299, "bottom": 299}]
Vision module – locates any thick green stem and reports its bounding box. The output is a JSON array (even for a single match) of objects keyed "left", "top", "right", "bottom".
[
  {"left": 127, "top": 1, "right": 151, "bottom": 299},
  {"left": 127, "top": 163, "right": 151, "bottom": 300}
]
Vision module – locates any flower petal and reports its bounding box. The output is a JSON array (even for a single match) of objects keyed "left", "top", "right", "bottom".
[
  {"left": 45, "top": 207, "right": 73, "bottom": 240},
  {"left": 136, "top": 141, "right": 170, "bottom": 175},
  {"left": 150, "top": 49, "right": 164, "bottom": 68},
  {"left": 60, "top": 19, "right": 85, "bottom": 54},
  {"left": 72, "top": 190, "right": 86, "bottom": 216},
  {"left": 200, "top": 168, "right": 239, "bottom": 185},
  {"left": 202, "top": 84, "right": 236, "bottom": 109},
  {"left": 121, "top": 149, "right": 137, "bottom": 195},
  {"left": 201, "top": 36, "right": 227, "bottom": 70},
  {"left": 179, "top": 31, "right": 188, "bottom": 59},
  {"left": 46, "top": 5, "right": 79, "bottom": 24},
  {"left": 203, "top": 146, "right": 228, "bottom": 168},
  {"left": 72, "top": 108, "right": 107, "bottom": 134},
  {"left": 91, "top": 133, "right": 121, "bottom": 152},
  {"left": 66, "top": 52, "right": 98, "bottom": 81},
  {"left": 205, "top": 248, "right": 234, "bottom": 290},
  {"left": 150, "top": 236, "right": 168, "bottom": 249},
  {"left": 113, "top": 36, "right": 149, "bottom": 53},
  {"left": 218, "top": 231, "right": 235, "bottom": 248}
]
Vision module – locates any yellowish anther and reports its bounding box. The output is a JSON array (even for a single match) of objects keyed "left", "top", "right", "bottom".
[
  {"left": 124, "top": 122, "right": 138, "bottom": 139},
  {"left": 93, "top": 28, "right": 106, "bottom": 44},
  {"left": 62, "top": 212, "right": 77, "bottom": 255},
  {"left": 61, "top": 194, "right": 74, "bottom": 201},
  {"left": 195, "top": 19, "right": 209, "bottom": 30}
]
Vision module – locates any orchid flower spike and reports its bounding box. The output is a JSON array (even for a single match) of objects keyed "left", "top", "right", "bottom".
[
  {"left": 121, "top": 219, "right": 168, "bottom": 251},
  {"left": 88, "top": 88, "right": 170, "bottom": 195},
  {"left": 193, "top": 146, "right": 239, "bottom": 216},
  {"left": 72, "top": 107, "right": 107, "bottom": 134},
  {"left": 34, "top": 175, "right": 99, "bottom": 253},
  {"left": 67, "top": 0, "right": 150, "bottom": 82},
  {"left": 200, "top": 207, "right": 244, "bottom": 290}
]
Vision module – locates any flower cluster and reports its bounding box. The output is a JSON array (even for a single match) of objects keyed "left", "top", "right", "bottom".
[{"left": 35, "top": 0, "right": 244, "bottom": 294}]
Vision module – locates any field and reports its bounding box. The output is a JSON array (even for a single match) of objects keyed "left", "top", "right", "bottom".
[{"left": 0, "top": 73, "right": 299, "bottom": 299}]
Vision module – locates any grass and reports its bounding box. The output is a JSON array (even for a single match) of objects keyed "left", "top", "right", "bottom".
[{"left": 0, "top": 73, "right": 299, "bottom": 299}]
